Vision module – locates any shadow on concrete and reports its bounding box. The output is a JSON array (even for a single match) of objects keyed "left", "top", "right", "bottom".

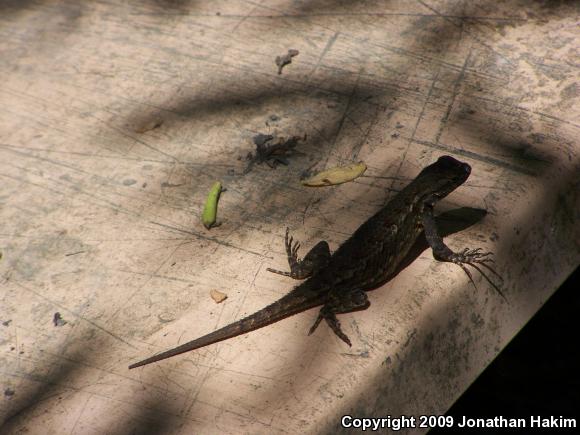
[
  {"left": 2, "top": 0, "right": 576, "bottom": 432},
  {"left": 0, "top": 345, "right": 186, "bottom": 434},
  {"left": 114, "top": 0, "right": 576, "bottom": 427},
  {"left": 431, "top": 267, "right": 579, "bottom": 434}
]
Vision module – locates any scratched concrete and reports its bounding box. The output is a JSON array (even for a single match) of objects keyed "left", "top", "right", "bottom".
[{"left": 0, "top": 1, "right": 578, "bottom": 434}]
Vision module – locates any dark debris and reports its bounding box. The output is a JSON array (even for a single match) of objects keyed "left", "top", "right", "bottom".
[
  {"left": 275, "top": 49, "right": 299, "bottom": 74},
  {"left": 244, "top": 133, "right": 306, "bottom": 174},
  {"left": 53, "top": 312, "right": 67, "bottom": 327}
]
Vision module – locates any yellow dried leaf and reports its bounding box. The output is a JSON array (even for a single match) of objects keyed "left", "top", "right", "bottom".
[{"left": 301, "top": 162, "right": 367, "bottom": 187}]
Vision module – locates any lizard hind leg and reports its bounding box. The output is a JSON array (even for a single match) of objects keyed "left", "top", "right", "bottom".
[
  {"left": 267, "top": 227, "right": 331, "bottom": 280},
  {"left": 308, "top": 290, "right": 370, "bottom": 346}
]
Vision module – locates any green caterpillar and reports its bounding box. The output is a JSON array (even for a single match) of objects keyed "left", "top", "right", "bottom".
[{"left": 202, "top": 181, "right": 224, "bottom": 229}]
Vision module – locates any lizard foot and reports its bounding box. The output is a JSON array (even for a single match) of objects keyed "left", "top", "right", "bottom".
[
  {"left": 451, "top": 248, "right": 506, "bottom": 301},
  {"left": 266, "top": 227, "right": 302, "bottom": 278},
  {"left": 308, "top": 310, "right": 352, "bottom": 346},
  {"left": 267, "top": 227, "right": 330, "bottom": 280},
  {"left": 308, "top": 291, "right": 369, "bottom": 345}
]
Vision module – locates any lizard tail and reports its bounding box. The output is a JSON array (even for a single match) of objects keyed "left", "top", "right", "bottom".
[{"left": 128, "top": 288, "right": 324, "bottom": 369}]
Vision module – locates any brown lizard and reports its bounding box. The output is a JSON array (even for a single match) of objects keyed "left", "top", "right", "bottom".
[{"left": 129, "top": 155, "right": 503, "bottom": 369}]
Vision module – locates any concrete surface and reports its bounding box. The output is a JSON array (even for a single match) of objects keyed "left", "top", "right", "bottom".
[{"left": 0, "top": 1, "right": 578, "bottom": 434}]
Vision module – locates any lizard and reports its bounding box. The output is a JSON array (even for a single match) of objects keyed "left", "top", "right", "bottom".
[{"left": 129, "top": 155, "right": 504, "bottom": 369}]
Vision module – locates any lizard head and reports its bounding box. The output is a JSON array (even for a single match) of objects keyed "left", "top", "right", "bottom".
[{"left": 417, "top": 155, "right": 472, "bottom": 203}]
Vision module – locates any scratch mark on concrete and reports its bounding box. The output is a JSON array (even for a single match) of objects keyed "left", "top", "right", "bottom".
[
  {"left": 411, "top": 138, "right": 539, "bottom": 176},
  {"left": 434, "top": 50, "right": 472, "bottom": 145},
  {"left": 389, "top": 69, "right": 441, "bottom": 191},
  {"left": 149, "top": 221, "right": 270, "bottom": 258}
]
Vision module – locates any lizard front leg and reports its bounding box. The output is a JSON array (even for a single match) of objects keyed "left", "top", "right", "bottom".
[
  {"left": 308, "top": 289, "right": 370, "bottom": 346},
  {"left": 267, "top": 227, "right": 331, "bottom": 280},
  {"left": 422, "top": 205, "right": 506, "bottom": 300}
]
